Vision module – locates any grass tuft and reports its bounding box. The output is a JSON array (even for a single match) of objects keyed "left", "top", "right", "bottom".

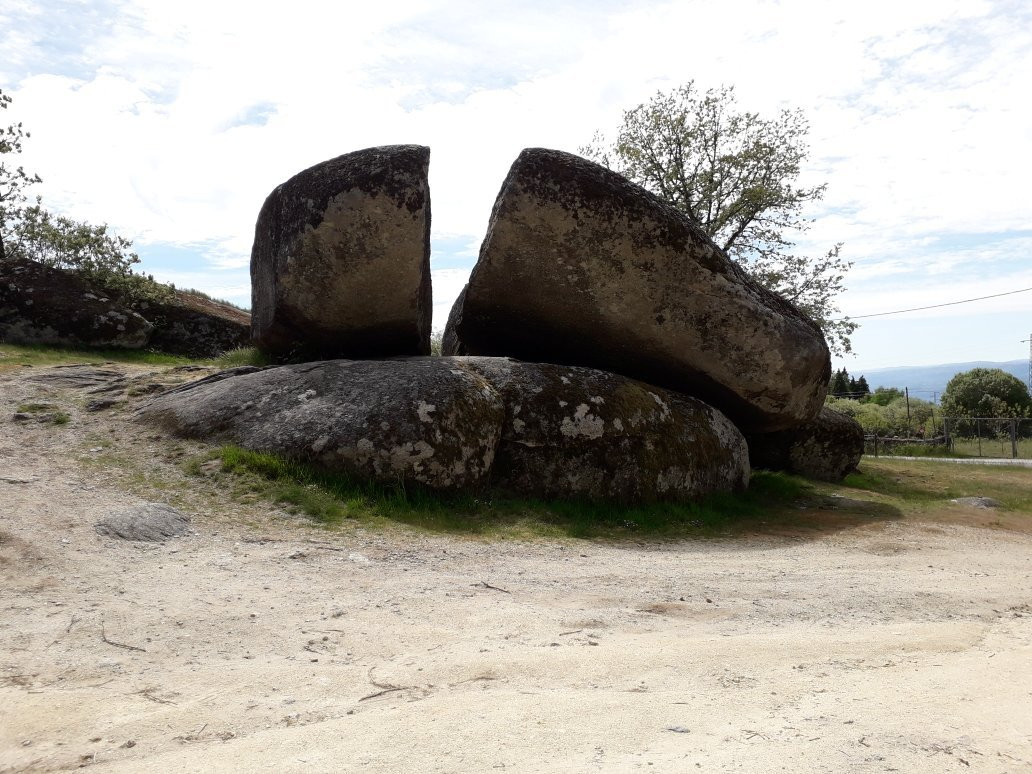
[
  {"left": 214, "top": 347, "right": 271, "bottom": 368},
  {"left": 16, "top": 402, "right": 55, "bottom": 413}
]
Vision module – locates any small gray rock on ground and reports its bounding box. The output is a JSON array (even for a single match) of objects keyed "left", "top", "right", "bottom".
[
  {"left": 950, "top": 496, "right": 1001, "bottom": 509},
  {"left": 95, "top": 503, "right": 191, "bottom": 542}
]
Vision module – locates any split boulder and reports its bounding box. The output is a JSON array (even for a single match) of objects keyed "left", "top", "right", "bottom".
[
  {"left": 251, "top": 145, "right": 432, "bottom": 360},
  {"left": 444, "top": 148, "right": 830, "bottom": 433},
  {"left": 461, "top": 358, "right": 749, "bottom": 502}
]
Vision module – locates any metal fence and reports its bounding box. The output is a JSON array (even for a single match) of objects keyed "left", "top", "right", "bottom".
[{"left": 864, "top": 417, "right": 1032, "bottom": 459}]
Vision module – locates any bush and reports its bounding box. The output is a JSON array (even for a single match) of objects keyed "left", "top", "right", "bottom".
[
  {"left": 5, "top": 203, "right": 174, "bottom": 305},
  {"left": 940, "top": 368, "right": 1031, "bottom": 418},
  {"left": 827, "top": 394, "right": 938, "bottom": 437}
]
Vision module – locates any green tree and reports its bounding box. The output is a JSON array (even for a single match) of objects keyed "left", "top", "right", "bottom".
[
  {"left": 0, "top": 88, "right": 41, "bottom": 261},
  {"left": 830, "top": 368, "right": 849, "bottom": 396},
  {"left": 866, "top": 386, "right": 904, "bottom": 406},
  {"left": 855, "top": 375, "right": 870, "bottom": 398},
  {"left": 940, "top": 368, "right": 1031, "bottom": 418},
  {"left": 581, "top": 82, "right": 856, "bottom": 355},
  {"left": 0, "top": 90, "right": 171, "bottom": 304}
]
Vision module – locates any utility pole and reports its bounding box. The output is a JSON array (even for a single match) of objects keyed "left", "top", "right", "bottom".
[
  {"left": 1024, "top": 335, "right": 1032, "bottom": 395},
  {"left": 905, "top": 386, "right": 912, "bottom": 433}
]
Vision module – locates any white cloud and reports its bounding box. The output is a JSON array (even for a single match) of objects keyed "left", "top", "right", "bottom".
[{"left": 5, "top": 0, "right": 1032, "bottom": 366}]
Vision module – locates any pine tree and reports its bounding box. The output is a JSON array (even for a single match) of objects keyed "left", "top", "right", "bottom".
[{"left": 855, "top": 375, "right": 870, "bottom": 398}]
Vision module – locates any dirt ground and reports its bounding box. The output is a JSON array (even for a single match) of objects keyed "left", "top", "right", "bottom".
[{"left": 2, "top": 362, "right": 1031, "bottom": 773}]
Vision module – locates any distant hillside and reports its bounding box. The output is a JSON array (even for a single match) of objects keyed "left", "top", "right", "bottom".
[{"left": 856, "top": 360, "right": 1028, "bottom": 401}]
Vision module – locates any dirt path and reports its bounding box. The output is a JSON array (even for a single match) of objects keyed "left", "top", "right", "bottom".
[{"left": 2, "top": 363, "right": 1031, "bottom": 772}]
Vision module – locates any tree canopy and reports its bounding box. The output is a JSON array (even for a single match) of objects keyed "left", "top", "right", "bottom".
[
  {"left": 829, "top": 368, "right": 870, "bottom": 399},
  {"left": 0, "top": 89, "right": 170, "bottom": 304},
  {"left": 581, "top": 82, "right": 855, "bottom": 355},
  {"left": 0, "top": 88, "right": 41, "bottom": 261},
  {"left": 940, "top": 368, "right": 1031, "bottom": 418}
]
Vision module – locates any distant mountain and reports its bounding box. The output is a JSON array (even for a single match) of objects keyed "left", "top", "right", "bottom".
[{"left": 849, "top": 360, "right": 1028, "bottom": 401}]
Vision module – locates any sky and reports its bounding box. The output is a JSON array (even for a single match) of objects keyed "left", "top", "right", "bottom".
[{"left": 2, "top": 0, "right": 1030, "bottom": 372}]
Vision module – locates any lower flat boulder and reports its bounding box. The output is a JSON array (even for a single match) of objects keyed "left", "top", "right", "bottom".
[
  {"left": 746, "top": 407, "right": 863, "bottom": 482},
  {"left": 138, "top": 358, "right": 505, "bottom": 490},
  {"left": 137, "top": 357, "right": 749, "bottom": 502},
  {"left": 462, "top": 359, "right": 749, "bottom": 502},
  {"left": 1, "top": 258, "right": 153, "bottom": 349}
]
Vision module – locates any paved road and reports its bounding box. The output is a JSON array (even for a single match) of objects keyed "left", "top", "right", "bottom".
[{"left": 868, "top": 455, "right": 1032, "bottom": 467}]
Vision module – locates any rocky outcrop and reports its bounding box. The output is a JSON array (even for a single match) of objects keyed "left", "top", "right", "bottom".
[
  {"left": 444, "top": 148, "right": 830, "bottom": 433},
  {"left": 0, "top": 258, "right": 153, "bottom": 349},
  {"left": 461, "top": 359, "right": 748, "bottom": 502},
  {"left": 746, "top": 407, "right": 863, "bottom": 482},
  {"left": 138, "top": 357, "right": 749, "bottom": 501},
  {"left": 1, "top": 258, "right": 251, "bottom": 356},
  {"left": 251, "top": 145, "right": 432, "bottom": 361},
  {"left": 135, "top": 291, "right": 251, "bottom": 358}
]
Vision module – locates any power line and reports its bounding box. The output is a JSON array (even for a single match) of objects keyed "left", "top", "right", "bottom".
[{"left": 836, "top": 286, "right": 1032, "bottom": 320}]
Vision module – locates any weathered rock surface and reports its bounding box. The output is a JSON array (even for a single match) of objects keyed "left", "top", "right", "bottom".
[
  {"left": 461, "top": 359, "right": 749, "bottom": 502},
  {"left": 951, "top": 496, "right": 1000, "bottom": 509},
  {"left": 251, "top": 145, "right": 432, "bottom": 361},
  {"left": 95, "top": 503, "right": 191, "bottom": 542},
  {"left": 1, "top": 258, "right": 153, "bottom": 349},
  {"left": 135, "top": 291, "right": 251, "bottom": 357},
  {"left": 138, "top": 356, "right": 749, "bottom": 501},
  {"left": 139, "top": 359, "right": 505, "bottom": 491},
  {"left": 444, "top": 148, "right": 830, "bottom": 433},
  {"left": 746, "top": 407, "right": 863, "bottom": 482}
]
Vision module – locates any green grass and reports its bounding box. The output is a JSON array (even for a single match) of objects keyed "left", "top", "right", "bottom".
[
  {"left": 843, "top": 458, "right": 1032, "bottom": 514},
  {"left": 13, "top": 401, "right": 70, "bottom": 425},
  {"left": 0, "top": 341, "right": 204, "bottom": 368},
  {"left": 948, "top": 437, "right": 1032, "bottom": 459},
  {"left": 868, "top": 438, "right": 1032, "bottom": 461},
  {"left": 213, "top": 346, "right": 270, "bottom": 368},
  {"left": 16, "top": 401, "right": 56, "bottom": 413},
  {"left": 0, "top": 341, "right": 270, "bottom": 371},
  {"left": 198, "top": 445, "right": 811, "bottom": 539}
]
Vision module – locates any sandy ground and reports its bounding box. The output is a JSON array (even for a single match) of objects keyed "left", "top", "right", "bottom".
[{"left": 2, "top": 362, "right": 1031, "bottom": 773}]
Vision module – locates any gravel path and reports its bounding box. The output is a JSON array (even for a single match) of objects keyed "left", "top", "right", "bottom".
[{"left": 2, "top": 363, "right": 1031, "bottom": 773}]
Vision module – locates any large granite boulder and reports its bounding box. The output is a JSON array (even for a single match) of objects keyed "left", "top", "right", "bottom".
[
  {"left": 0, "top": 258, "right": 153, "bottom": 349},
  {"left": 138, "top": 357, "right": 749, "bottom": 501},
  {"left": 444, "top": 148, "right": 830, "bottom": 433},
  {"left": 461, "top": 359, "right": 748, "bottom": 502},
  {"left": 251, "top": 145, "right": 432, "bottom": 361},
  {"left": 139, "top": 359, "right": 505, "bottom": 490},
  {"left": 135, "top": 290, "right": 251, "bottom": 358},
  {"left": 746, "top": 406, "right": 863, "bottom": 482}
]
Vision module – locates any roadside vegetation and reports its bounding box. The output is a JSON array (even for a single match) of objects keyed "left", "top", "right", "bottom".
[
  {"left": 0, "top": 341, "right": 268, "bottom": 371},
  {"left": 844, "top": 458, "right": 1032, "bottom": 516},
  {"left": 186, "top": 444, "right": 812, "bottom": 540},
  {"left": 184, "top": 447, "right": 1031, "bottom": 540}
]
